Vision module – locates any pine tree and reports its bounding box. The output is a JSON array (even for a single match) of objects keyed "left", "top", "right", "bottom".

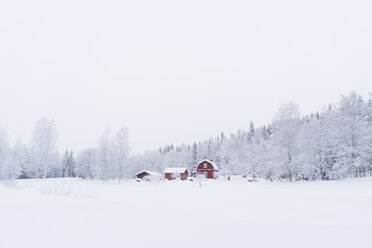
[
  {"left": 364, "top": 94, "right": 372, "bottom": 175},
  {"left": 248, "top": 121, "right": 255, "bottom": 142},
  {"left": 190, "top": 143, "right": 198, "bottom": 175},
  {"left": 62, "top": 150, "right": 69, "bottom": 178},
  {"left": 0, "top": 127, "right": 11, "bottom": 179},
  {"left": 68, "top": 151, "right": 76, "bottom": 177}
]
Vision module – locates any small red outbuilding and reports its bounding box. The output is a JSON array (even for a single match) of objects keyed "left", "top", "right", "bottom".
[
  {"left": 164, "top": 168, "right": 188, "bottom": 181},
  {"left": 194, "top": 159, "right": 219, "bottom": 179},
  {"left": 136, "top": 170, "right": 162, "bottom": 181}
]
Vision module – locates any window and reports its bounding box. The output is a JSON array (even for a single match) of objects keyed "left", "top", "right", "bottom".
[
  {"left": 204, "top": 163, "right": 208, "bottom": 168},
  {"left": 204, "top": 172, "right": 208, "bottom": 177}
]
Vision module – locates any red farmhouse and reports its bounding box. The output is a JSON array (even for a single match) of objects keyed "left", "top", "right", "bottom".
[
  {"left": 194, "top": 159, "right": 219, "bottom": 179},
  {"left": 164, "top": 168, "right": 188, "bottom": 181}
]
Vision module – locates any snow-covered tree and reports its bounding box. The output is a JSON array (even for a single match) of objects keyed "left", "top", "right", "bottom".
[
  {"left": 217, "top": 139, "right": 238, "bottom": 180},
  {"left": 271, "top": 102, "right": 301, "bottom": 181},
  {"left": 29, "top": 117, "right": 59, "bottom": 179},
  {"left": 190, "top": 143, "right": 198, "bottom": 174},
  {"left": 113, "top": 127, "right": 130, "bottom": 183},
  {"left": 298, "top": 109, "right": 337, "bottom": 180},
  {"left": 76, "top": 148, "right": 96, "bottom": 179},
  {"left": 364, "top": 93, "right": 372, "bottom": 175},
  {"left": 62, "top": 150, "right": 76, "bottom": 178},
  {"left": 242, "top": 134, "right": 263, "bottom": 179},
  {"left": 247, "top": 122, "right": 255, "bottom": 142},
  {"left": 0, "top": 127, "right": 11, "bottom": 179},
  {"left": 96, "top": 129, "right": 115, "bottom": 180},
  {"left": 332, "top": 92, "right": 369, "bottom": 178},
  {"left": 6, "top": 139, "right": 26, "bottom": 179}
]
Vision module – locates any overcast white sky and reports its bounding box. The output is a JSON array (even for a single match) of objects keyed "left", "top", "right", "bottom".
[{"left": 0, "top": 0, "right": 371, "bottom": 153}]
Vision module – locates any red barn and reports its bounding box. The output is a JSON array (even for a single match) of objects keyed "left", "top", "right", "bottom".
[
  {"left": 164, "top": 168, "right": 188, "bottom": 181},
  {"left": 194, "top": 159, "right": 219, "bottom": 179}
]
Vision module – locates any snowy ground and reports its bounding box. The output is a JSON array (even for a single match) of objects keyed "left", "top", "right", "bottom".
[{"left": 1, "top": 178, "right": 372, "bottom": 248}]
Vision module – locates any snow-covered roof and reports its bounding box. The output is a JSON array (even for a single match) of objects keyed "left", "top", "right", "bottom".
[
  {"left": 136, "top": 170, "right": 162, "bottom": 177},
  {"left": 164, "top": 167, "right": 188, "bottom": 174},
  {"left": 198, "top": 159, "right": 219, "bottom": 171}
]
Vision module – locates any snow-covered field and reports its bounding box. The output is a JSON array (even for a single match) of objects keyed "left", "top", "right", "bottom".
[{"left": 1, "top": 178, "right": 371, "bottom": 248}]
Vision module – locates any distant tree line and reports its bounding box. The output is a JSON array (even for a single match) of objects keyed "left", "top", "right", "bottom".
[
  {"left": 0, "top": 118, "right": 130, "bottom": 183},
  {"left": 0, "top": 92, "right": 371, "bottom": 182},
  {"left": 130, "top": 92, "right": 372, "bottom": 181}
]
